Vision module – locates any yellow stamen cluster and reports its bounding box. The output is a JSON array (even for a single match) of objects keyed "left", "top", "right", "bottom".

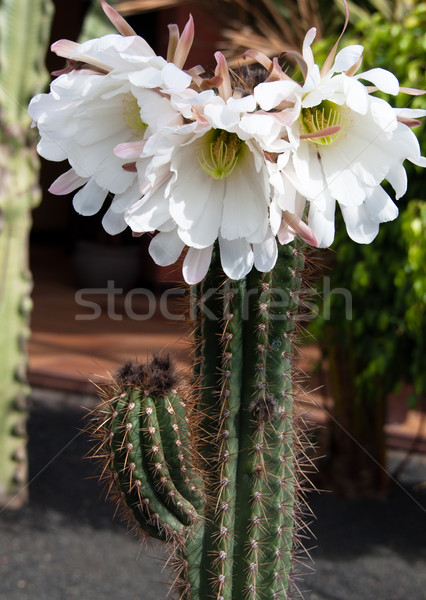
[
  {"left": 301, "top": 100, "right": 343, "bottom": 146},
  {"left": 122, "top": 92, "right": 148, "bottom": 138},
  {"left": 199, "top": 129, "right": 246, "bottom": 180}
]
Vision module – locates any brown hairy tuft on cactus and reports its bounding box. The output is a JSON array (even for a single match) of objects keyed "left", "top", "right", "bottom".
[{"left": 116, "top": 354, "right": 179, "bottom": 395}]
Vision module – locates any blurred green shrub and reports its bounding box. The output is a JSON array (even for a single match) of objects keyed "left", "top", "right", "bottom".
[
  {"left": 312, "top": 1, "right": 425, "bottom": 402},
  {"left": 306, "top": 1, "right": 425, "bottom": 492}
]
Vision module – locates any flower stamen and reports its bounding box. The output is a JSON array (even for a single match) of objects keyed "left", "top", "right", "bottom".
[
  {"left": 122, "top": 92, "right": 148, "bottom": 138},
  {"left": 199, "top": 129, "right": 245, "bottom": 180},
  {"left": 301, "top": 100, "right": 344, "bottom": 146}
]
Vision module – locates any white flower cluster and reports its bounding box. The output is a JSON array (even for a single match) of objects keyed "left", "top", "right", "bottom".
[{"left": 29, "top": 1, "right": 426, "bottom": 283}]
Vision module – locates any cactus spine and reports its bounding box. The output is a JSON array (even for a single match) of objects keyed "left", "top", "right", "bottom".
[
  {"left": 0, "top": 0, "right": 54, "bottom": 507},
  {"left": 92, "top": 241, "right": 306, "bottom": 599}
]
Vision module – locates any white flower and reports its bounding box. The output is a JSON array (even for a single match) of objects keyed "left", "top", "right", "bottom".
[
  {"left": 29, "top": 3, "right": 426, "bottom": 286},
  {"left": 134, "top": 113, "right": 274, "bottom": 282},
  {"left": 254, "top": 28, "right": 426, "bottom": 247},
  {"left": 125, "top": 98, "right": 273, "bottom": 280},
  {"left": 28, "top": 7, "right": 319, "bottom": 284},
  {"left": 124, "top": 52, "right": 318, "bottom": 283},
  {"left": 28, "top": 2, "right": 193, "bottom": 235}
]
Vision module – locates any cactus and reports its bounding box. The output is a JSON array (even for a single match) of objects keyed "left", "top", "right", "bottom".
[
  {"left": 90, "top": 240, "right": 308, "bottom": 599},
  {"left": 26, "top": 1, "right": 425, "bottom": 595},
  {"left": 0, "top": 0, "right": 54, "bottom": 507}
]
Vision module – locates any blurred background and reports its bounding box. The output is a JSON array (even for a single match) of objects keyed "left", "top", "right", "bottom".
[{"left": 1, "top": 1, "right": 425, "bottom": 599}]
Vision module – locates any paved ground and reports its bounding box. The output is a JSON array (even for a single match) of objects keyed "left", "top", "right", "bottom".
[{"left": 1, "top": 388, "right": 425, "bottom": 600}]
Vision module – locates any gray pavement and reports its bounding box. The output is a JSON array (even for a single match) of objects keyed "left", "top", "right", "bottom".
[{"left": 1, "top": 388, "right": 425, "bottom": 600}]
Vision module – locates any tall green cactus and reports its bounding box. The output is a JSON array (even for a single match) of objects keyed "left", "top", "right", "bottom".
[
  {"left": 0, "top": 0, "right": 54, "bottom": 507},
  {"left": 91, "top": 241, "right": 307, "bottom": 599}
]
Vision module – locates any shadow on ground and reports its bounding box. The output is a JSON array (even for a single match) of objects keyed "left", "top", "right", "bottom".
[{"left": 0, "top": 388, "right": 425, "bottom": 600}]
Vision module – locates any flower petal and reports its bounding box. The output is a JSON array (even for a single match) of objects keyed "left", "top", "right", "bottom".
[
  {"left": 394, "top": 108, "right": 426, "bottom": 120},
  {"left": 343, "top": 76, "right": 368, "bottom": 114},
  {"left": 368, "top": 96, "right": 397, "bottom": 133},
  {"left": 168, "top": 139, "right": 219, "bottom": 231},
  {"left": 160, "top": 62, "right": 192, "bottom": 92},
  {"left": 114, "top": 140, "right": 146, "bottom": 159},
  {"left": 385, "top": 163, "right": 407, "bottom": 199},
  {"left": 172, "top": 15, "right": 195, "bottom": 70},
  {"left": 204, "top": 102, "right": 242, "bottom": 130},
  {"left": 239, "top": 113, "right": 282, "bottom": 146},
  {"left": 333, "top": 45, "right": 363, "bottom": 74},
  {"left": 302, "top": 64, "right": 321, "bottom": 97},
  {"left": 253, "top": 232, "right": 278, "bottom": 272},
  {"left": 289, "top": 144, "right": 324, "bottom": 200},
  {"left": 219, "top": 237, "right": 254, "bottom": 280},
  {"left": 302, "top": 28, "right": 317, "bottom": 72},
  {"left": 102, "top": 208, "right": 128, "bottom": 235},
  {"left": 253, "top": 80, "right": 299, "bottom": 111},
  {"left": 340, "top": 203, "right": 379, "bottom": 243},
  {"left": 270, "top": 199, "right": 283, "bottom": 235},
  {"left": 227, "top": 95, "right": 257, "bottom": 113},
  {"left": 320, "top": 147, "right": 366, "bottom": 206},
  {"left": 136, "top": 88, "right": 183, "bottom": 130},
  {"left": 72, "top": 179, "right": 108, "bottom": 215},
  {"left": 364, "top": 186, "right": 398, "bottom": 224},
  {"left": 221, "top": 153, "right": 269, "bottom": 242},
  {"left": 282, "top": 211, "right": 318, "bottom": 246},
  {"left": 357, "top": 68, "right": 399, "bottom": 95},
  {"left": 183, "top": 246, "right": 213, "bottom": 284},
  {"left": 48, "top": 169, "right": 88, "bottom": 195},
  {"left": 36, "top": 135, "right": 68, "bottom": 162},
  {"left": 125, "top": 182, "right": 170, "bottom": 232},
  {"left": 177, "top": 188, "right": 222, "bottom": 248},
  {"left": 110, "top": 181, "right": 140, "bottom": 213},
  {"left": 149, "top": 230, "right": 185, "bottom": 266},
  {"left": 101, "top": 0, "right": 136, "bottom": 37},
  {"left": 307, "top": 195, "right": 336, "bottom": 248},
  {"left": 128, "top": 60, "right": 168, "bottom": 89},
  {"left": 277, "top": 222, "right": 295, "bottom": 245},
  {"left": 51, "top": 39, "right": 80, "bottom": 59},
  {"left": 335, "top": 115, "right": 390, "bottom": 187}
]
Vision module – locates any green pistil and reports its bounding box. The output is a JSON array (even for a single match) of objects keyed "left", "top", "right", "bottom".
[
  {"left": 301, "top": 100, "right": 343, "bottom": 146},
  {"left": 122, "top": 92, "right": 148, "bottom": 138},
  {"left": 199, "top": 129, "right": 246, "bottom": 180}
]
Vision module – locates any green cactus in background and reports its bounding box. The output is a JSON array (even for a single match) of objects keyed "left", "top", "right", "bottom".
[
  {"left": 0, "top": 0, "right": 54, "bottom": 507},
  {"left": 79, "top": 0, "right": 117, "bottom": 41},
  {"left": 90, "top": 241, "right": 309, "bottom": 599}
]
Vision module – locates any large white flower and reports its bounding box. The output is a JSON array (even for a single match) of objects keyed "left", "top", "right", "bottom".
[
  {"left": 124, "top": 53, "right": 317, "bottom": 283},
  {"left": 253, "top": 28, "right": 426, "bottom": 247},
  {"left": 28, "top": 2, "right": 193, "bottom": 234},
  {"left": 28, "top": 3, "right": 426, "bottom": 285},
  {"left": 125, "top": 98, "right": 270, "bottom": 280}
]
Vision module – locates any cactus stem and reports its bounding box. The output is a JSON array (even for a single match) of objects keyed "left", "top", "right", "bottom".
[{"left": 89, "top": 241, "right": 311, "bottom": 599}]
